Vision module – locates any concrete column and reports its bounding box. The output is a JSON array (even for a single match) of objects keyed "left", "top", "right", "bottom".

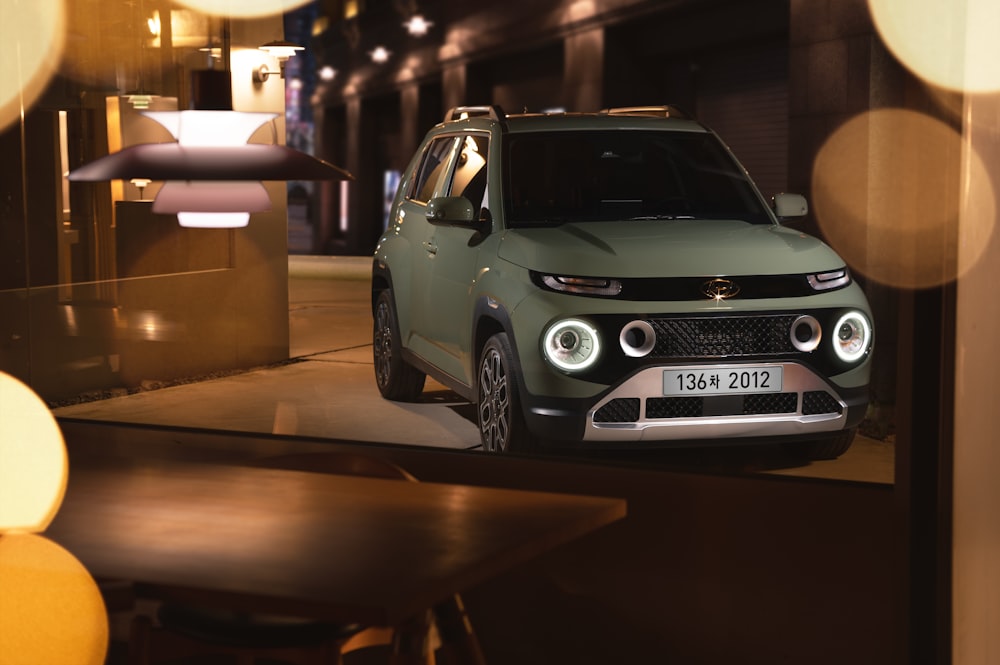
[
  {"left": 563, "top": 26, "right": 604, "bottom": 112},
  {"left": 344, "top": 96, "right": 363, "bottom": 253},
  {"left": 400, "top": 82, "right": 420, "bottom": 160},
  {"left": 442, "top": 63, "right": 467, "bottom": 112},
  {"left": 311, "top": 103, "right": 334, "bottom": 253}
]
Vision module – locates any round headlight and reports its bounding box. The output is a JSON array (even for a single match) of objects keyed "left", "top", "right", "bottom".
[
  {"left": 832, "top": 311, "right": 872, "bottom": 362},
  {"left": 543, "top": 319, "right": 601, "bottom": 372}
]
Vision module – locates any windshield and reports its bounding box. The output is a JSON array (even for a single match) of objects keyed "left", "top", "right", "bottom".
[{"left": 503, "top": 130, "right": 773, "bottom": 227}]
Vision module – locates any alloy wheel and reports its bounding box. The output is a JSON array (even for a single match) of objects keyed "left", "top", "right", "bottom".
[
  {"left": 373, "top": 300, "right": 392, "bottom": 389},
  {"left": 479, "top": 346, "right": 510, "bottom": 453}
]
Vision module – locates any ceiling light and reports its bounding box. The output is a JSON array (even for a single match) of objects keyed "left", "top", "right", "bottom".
[
  {"left": 404, "top": 14, "right": 433, "bottom": 36},
  {"left": 319, "top": 65, "right": 336, "bottom": 81},
  {"left": 369, "top": 45, "right": 391, "bottom": 63}
]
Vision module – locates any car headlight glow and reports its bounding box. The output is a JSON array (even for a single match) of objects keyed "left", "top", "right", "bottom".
[
  {"left": 543, "top": 319, "right": 601, "bottom": 372},
  {"left": 832, "top": 311, "right": 872, "bottom": 362}
]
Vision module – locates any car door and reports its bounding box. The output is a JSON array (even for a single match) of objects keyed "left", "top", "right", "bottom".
[
  {"left": 395, "top": 135, "right": 462, "bottom": 360},
  {"left": 422, "top": 133, "right": 491, "bottom": 385}
]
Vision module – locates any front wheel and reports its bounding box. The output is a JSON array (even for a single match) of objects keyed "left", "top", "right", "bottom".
[
  {"left": 372, "top": 289, "right": 425, "bottom": 401},
  {"left": 477, "top": 333, "right": 536, "bottom": 454}
]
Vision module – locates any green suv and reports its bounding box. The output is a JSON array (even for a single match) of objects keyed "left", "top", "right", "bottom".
[{"left": 372, "top": 105, "right": 873, "bottom": 458}]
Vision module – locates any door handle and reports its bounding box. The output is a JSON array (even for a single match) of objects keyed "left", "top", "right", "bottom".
[{"left": 422, "top": 241, "right": 438, "bottom": 255}]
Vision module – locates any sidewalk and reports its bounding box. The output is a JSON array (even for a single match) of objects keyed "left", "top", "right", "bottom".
[{"left": 53, "top": 256, "right": 482, "bottom": 450}]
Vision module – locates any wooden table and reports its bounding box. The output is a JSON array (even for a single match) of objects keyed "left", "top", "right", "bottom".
[{"left": 45, "top": 456, "right": 625, "bottom": 644}]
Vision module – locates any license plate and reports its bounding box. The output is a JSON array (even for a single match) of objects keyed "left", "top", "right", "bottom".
[{"left": 663, "top": 366, "right": 783, "bottom": 396}]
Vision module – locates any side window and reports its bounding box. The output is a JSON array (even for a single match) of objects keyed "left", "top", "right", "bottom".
[
  {"left": 450, "top": 134, "right": 490, "bottom": 214},
  {"left": 409, "top": 137, "right": 460, "bottom": 203}
]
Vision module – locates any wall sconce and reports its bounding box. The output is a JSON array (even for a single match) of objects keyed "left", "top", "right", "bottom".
[
  {"left": 130, "top": 178, "right": 152, "bottom": 199},
  {"left": 68, "top": 109, "right": 353, "bottom": 228},
  {"left": 199, "top": 46, "right": 223, "bottom": 61},
  {"left": 253, "top": 40, "right": 304, "bottom": 83},
  {"left": 128, "top": 94, "right": 156, "bottom": 110},
  {"left": 0, "top": 372, "right": 108, "bottom": 665},
  {"left": 147, "top": 10, "right": 162, "bottom": 38}
]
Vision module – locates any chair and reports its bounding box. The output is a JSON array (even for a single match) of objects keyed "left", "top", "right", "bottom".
[{"left": 126, "top": 451, "right": 481, "bottom": 665}]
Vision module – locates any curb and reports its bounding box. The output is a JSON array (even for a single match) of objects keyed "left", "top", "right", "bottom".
[{"left": 289, "top": 255, "right": 371, "bottom": 281}]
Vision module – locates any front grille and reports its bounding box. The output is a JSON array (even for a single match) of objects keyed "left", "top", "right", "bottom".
[
  {"left": 643, "top": 393, "right": 798, "bottom": 419},
  {"left": 646, "top": 396, "right": 702, "bottom": 419},
  {"left": 743, "top": 392, "right": 798, "bottom": 415},
  {"left": 802, "top": 391, "right": 843, "bottom": 415},
  {"left": 649, "top": 315, "right": 799, "bottom": 358},
  {"left": 593, "top": 398, "right": 640, "bottom": 423}
]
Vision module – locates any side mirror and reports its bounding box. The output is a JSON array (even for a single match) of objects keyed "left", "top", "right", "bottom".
[
  {"left": 772, "top": 192, "right": 808, "bottom": 220},
  {"left": 425, "top": 196, "right": 476, "bottom": 225}
]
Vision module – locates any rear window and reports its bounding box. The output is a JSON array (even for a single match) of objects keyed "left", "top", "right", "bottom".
[{"left": 503, "top": 130, "right": 771, "bottom": 226}]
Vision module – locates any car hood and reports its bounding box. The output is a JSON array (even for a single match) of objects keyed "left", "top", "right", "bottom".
[{"left": 497, "top": 219, "right": 846, "bottom": 277}]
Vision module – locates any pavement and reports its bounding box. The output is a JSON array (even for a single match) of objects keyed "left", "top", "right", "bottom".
[
  {"left": 53, "top": 255, "right": 895, "bottom": 484},
  {"left": 54, "top": 255, "right": 481, "bottom": 451}
]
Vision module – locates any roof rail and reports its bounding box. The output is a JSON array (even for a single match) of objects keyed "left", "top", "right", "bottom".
[
  {"left": 443, "top": 105, "right": 506, "bottom": 122},
  {"left": 599, "top": 105, "right": 691, "bottom": 119}
]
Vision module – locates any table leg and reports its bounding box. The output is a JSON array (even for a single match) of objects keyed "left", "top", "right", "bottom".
[
  {"left": 391, "top": 609, "right": 434, "bottom": 665},
  {"left": 432, "top": 595, "right": 487, "bottom": 665}
]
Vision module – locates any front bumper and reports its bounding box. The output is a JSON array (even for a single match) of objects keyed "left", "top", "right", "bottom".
[{"left": 521, "top": 361, "right": 868, "bottom": 446}]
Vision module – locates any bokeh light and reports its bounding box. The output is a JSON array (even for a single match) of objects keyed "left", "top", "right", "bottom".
[
  {"left": 869, "top": 0, "right": 1000, "bottom": 93},
  {"left": 0, "top": 372, "right": 68, "bottom": 533},
  {"left": 0, "top": 0, "right": 65, "bottom": 133},
  {"left": 173, "top": 0, "right": 313, "bottom": 18},
  {"left": 0, "top": 533, "right": 108, "bottom": 665},
  {"left": 812, "top": 109, "right": 995, "bottom": 289}
]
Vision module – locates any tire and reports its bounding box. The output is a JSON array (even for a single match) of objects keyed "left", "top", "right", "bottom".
[
  {"left": 372, "top": 289, "right": 426, "bottom": 401},
  {"left": 477, "top": 333, "right": 536, "bottom": 454},
  {"left": 803, "top": 428, "right": 856, "bottom": 460}
]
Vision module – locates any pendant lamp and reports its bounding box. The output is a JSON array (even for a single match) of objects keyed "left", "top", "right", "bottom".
[{"left": 68, "top": 74, "right": 352, "bottom": 228}]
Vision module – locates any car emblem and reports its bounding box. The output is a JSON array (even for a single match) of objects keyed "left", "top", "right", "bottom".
[{"left": 701, "top": 278, "right": 741, "bottom": 301}]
